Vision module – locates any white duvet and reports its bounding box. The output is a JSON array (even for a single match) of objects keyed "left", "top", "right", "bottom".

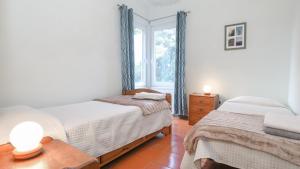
[
  {"left": 41, "top": 101, "right": 172, "bottom": 157},
  {"left": 0, "top": 101, "right": 172, "bottom": 158}
]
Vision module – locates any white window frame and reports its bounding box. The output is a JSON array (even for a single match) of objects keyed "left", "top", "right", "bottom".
[
  {"left": 133, "top": 15, "right": 176, "bottom": 91},
  {"left": 134, "top": 15, "right": 149, "bottom": 88},
  {"left": 150, "top": 17, "right": 176, "bottom": 89}
]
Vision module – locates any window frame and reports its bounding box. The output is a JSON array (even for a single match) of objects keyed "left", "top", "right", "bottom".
[
  {"left": 133, "top": 15, "right": 176, "bottom": 90},
  {"left": 150, "top": 18, "right": 176, "bottom": 89},
  {"left": 133, "top": 15, "right": 149, "bottom": 88}
]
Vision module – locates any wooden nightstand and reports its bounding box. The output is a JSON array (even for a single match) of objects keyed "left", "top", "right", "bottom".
[
  {"left": 189, "top": 93, "right": 219, "bottom": 125},
  {"left": 0, "top": 139, "right": 99, "bottom": 169}
]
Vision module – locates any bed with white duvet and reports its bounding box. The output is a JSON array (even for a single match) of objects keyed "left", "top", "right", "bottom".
[
  {"left": 0, "top": 101, "right": 172, "bottom": 158},
  {"left": 180, "top": 96, "right": 299, "bottom": 169},
  {"left": 41, "top": 101, "right": 172, "bottom": 157}
]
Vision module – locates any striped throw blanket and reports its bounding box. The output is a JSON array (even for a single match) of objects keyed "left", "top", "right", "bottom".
[
  {"left": 96, "top": 95, "right": 171, "bottom": 116},
  {"left": 184, "top": 110, "right": 300, "bottom": 166}
]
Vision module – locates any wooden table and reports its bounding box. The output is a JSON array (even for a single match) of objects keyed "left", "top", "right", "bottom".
[{"left": 0, "top": 139, "right": 99, "bottom": 169}]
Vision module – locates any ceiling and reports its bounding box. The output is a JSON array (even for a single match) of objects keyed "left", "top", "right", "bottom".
[{"left": 143, "top": 0, "right": 180, "bottom": 6}]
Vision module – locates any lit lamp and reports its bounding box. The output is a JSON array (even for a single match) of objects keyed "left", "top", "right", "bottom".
[
  {"left": 203, "top": 85, "right": 212, "bottom": 95},
  {"left": 9, "top": 121, "right": 44, "bottom": 160}
]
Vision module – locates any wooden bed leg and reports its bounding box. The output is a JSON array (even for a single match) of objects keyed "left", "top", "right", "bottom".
[{"left": 162, "top": 125, "right": 172, "bottom": 136}]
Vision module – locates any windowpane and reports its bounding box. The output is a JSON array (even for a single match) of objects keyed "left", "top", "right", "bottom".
[
  {"left": 134, "top": 28, "right": 146, "bottom": 86},
  {"left": 153, "top": 28, "right": 176, "bottom": 86}
]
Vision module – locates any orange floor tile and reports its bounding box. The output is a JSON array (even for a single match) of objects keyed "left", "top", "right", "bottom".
[{"left": 103, "top": 117, "right": 192, "bottom": 169}]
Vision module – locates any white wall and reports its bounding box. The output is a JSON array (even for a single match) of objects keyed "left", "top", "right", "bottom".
[
  {"left": 149, "top": 0, "right": 295, "bottom": 104},
  {"left": 0, "top": 0, "right": 297, "bottom": 107},
  {"left": 288, "top": 1, "right": 300, "bottom": 114},
  {"left": 0, "top": 0, "right": 148, "bottom": 108}
]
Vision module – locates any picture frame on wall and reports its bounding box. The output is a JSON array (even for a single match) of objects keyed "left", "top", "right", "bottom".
[{"left": 225, "top": 22, "right": 247, "bottom": 50}]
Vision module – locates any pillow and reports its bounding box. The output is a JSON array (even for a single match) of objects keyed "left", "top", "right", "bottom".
[
  {"left": 264, "top": 113, "right": 300, "bottom": 139},
  {"left": 227, "top": 96, "right": 286, "bottom": 108},
  {"left": 264, "top": 127, "right": 300, "bottom": 140},
  {"left": 133, "top": 92, "right": 166, "bottom": 101}
]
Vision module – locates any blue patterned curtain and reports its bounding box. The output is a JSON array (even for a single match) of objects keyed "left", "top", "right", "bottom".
[
  {"left": 174, "top": 11, "right": 187, "bottom": 116},
  {"left": 119, "top": 5, "right": 135, "bottom": 92}
]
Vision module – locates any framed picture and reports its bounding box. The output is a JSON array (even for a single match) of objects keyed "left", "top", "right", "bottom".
[{"left": 225, "top": 22, "right": 247, "bottom": 50}]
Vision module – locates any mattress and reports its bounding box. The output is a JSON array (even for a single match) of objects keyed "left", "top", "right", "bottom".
[
  {"left": 42, "top": 101, "right": 172, "bottom": 157},
  {"left": 181, "top": 98, "right": 297, "bottom": 169}
]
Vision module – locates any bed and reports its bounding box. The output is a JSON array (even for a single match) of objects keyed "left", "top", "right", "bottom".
[
  {"left": 0, "top": 89, "right": 172, "bottom": 168},
  {"left": 180, "top": 96, "right": 299, "bottom": 169}
]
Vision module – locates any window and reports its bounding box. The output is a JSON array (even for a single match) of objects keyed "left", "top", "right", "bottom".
[
  {"left": 152, "top": 26, "right": 176, "bottom": 88},
  {"left": 134, "top": 28, "right": 146, "bottom": 87},
  {"left": 134, "top": 16, "right": 148, "bottom": 87},
  {"left": 134, "top": 16, "right": 176, "bottom": 90}
]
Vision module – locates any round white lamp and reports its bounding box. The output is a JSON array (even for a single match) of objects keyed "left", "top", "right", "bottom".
[
  {"left": 203, "top": 85, "right": 212, "bottom": 95},
  {"left": 9, "top": 121, "right": 44, "bottom": 160}
]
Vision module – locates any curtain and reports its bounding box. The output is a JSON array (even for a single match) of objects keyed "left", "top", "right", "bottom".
[
  {"left": 119, "top": 5, "right": 135, "bottom": 92},
  {"left": 174, "top": 11, "right": 188, "bottom": 116}
]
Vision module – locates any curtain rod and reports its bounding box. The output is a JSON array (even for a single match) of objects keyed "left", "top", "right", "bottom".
[
  {"left": 117, "top": 4, "right": 190, "bottom": 23},
  {"left": 150, "top": 11, "right": 190, "bottom": 22},
  {"left": 117, "top": 4, "right": 150, "bottom": 22}
]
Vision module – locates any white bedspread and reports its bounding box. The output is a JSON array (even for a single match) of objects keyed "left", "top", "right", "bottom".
[
  {"left": 181, "top": 98, "right": 298, "bottom": 169},
  {"left": 42, "top": 101, "right": 172, "bottom": 157},
  {"left": 0, "top": 105, "right": 67, "bottom": 145}
]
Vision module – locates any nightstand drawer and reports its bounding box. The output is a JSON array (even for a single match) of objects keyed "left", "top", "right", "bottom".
[
  {"left": 190, "top": 96, "right": 215, "bottom": 106},
  {"left": 189, "top": 107, "right": 210, "bottom": 119},
  {"left": 189, "top": 105, "right": 212, "bottom": 114},
  {"left": 189, "top": 111, "right": 207, "bottom": 119}
]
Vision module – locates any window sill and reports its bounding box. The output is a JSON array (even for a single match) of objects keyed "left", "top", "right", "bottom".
[
  {"left": 135, "top": 86, "right": 174, "bottom": 94},
  {"left": 150, "top": 87, "right": 174, "bottom": 94}
]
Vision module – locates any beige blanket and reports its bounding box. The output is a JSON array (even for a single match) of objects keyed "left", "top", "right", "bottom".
[
  {"left": 96, "top": 95, "right": 171, "bottom": 116},
  {"left": 184, "top": 110, "right": 300, "bottom": 166}
]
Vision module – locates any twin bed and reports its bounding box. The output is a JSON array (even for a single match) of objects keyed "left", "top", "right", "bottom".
[
  {"left": 1, "top": 91, "right": 299, "bottom": 169},
  {"left": 0, "top": 89, "right": 172, "bottom": 167},
  {"left": 181, "top": 96, "right": 299, "bottom": 169}
]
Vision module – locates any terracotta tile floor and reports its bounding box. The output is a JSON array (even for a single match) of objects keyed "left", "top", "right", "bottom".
[{"left": 103, "top": 117, "right": 192, "bottom": 169}]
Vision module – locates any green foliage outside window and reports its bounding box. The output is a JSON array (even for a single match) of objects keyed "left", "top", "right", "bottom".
[{"left": 154, "top": 28, "right": 176, "bottom": 83}]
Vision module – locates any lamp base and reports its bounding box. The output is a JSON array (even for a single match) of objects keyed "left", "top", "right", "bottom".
[{"left": 13, "top": 144, "right": 43, "bottom": 160}]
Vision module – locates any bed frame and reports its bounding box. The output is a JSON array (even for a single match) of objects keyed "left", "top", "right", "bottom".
[
  {"left": 0, "top": 89, "right": 172, "bottom": 169},
  {"left": 98, "top": 88, "right": 172, "bottom": 167}
]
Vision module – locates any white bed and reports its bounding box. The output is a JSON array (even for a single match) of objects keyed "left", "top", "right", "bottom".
[
  {"left": 0, "top": 100, "right": 172, "bottom": 159},
  {"left": 180, "top": 96, "right": 299, "bottom": 169},
  {"left": 41, "top": 101, "right": 172, "bottom": 157}
]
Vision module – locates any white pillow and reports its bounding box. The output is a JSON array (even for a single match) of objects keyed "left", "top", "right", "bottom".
[
  {"left": 133, "top": 92, "right": 166, "bottom": 101},
  {"left": 264, "top": 113, "right": 300, "bottom": 133},
  {"left": 227, "top": 96, "right": 286, "bottom": 108}
]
